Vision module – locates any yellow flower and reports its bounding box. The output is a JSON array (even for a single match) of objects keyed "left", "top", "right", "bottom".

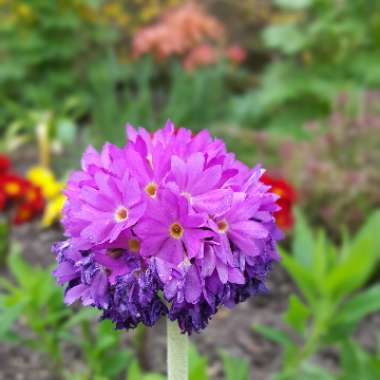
[
  {"left": 42, "top": 194, "right": 66, "bottom": 227},
  {"left": 27, "top": 166, "right": 66, "bottom": 227},
  {"left": 15, "top": 3, "right": 33, "bottom": 21},
  {"left": 27, "top": 166, "right": 63, "bottom": 200}
]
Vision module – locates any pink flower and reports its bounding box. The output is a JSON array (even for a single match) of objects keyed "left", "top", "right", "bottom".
[
  {"left": 227, "top": 44, "right": 247, "bottom": 65},
  {"left": 183, "top": 44, "right": 219, "bottom": 71}
]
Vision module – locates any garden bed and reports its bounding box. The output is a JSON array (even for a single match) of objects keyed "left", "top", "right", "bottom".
[{"left": 1, "top": 222, "right": 379, "bottom": 380}]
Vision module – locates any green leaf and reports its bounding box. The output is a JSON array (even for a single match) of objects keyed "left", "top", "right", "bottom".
[
  {"left": 296, "top": 362, "right": 335, "bottom": 380},
  {"left": 254, "top": 324, "right": 294, "bottom": 347},
  {"left": 189, "top": 343, "right": 209, "bottom": 380},
  {"left": 263, "top": 24, "right": 307, "bottom": 54},
  {"left": 0, "top": 302, "right": 25, "bottom": 339},
  {"left": 280, "top": 249, "right": 318, "bottom": 304},
  {"left": 283, "top": 295, "right": 310, "bottom": 334},
  {"left": 338, "top": 340, "right": 380, "bottom": 380},
  {"left": 219, "top": 350, "right": 250, "bottom": 380},
  {"left": 311, "top": 230, "right": 328, "bottom": 289},
  {"left": 64, "top": 308, "right": 100, "bottom": 328},
  {"left": 325, "top": 211, "right": 380, "bottom": 298},
  {"left": 126, "top": 360, "right": 165, "bottom": 380},
  {"left": 292, "top": 209, "right": 315, "bottom": 268},
  {"left": 126, "top": 360, "right": 142, "bottom": 380},
  {"left": 7, "top": 247, "right": 33, "bottom": 289},
  {"left": 56, "top": 118, "right": 77, "bottom": 145},
  {"left": 333, "top": 285, "right": 380, "bottom": 326},
  {"left": 142, "top": 375, "right": 166, "bottom": 380},
  {"left": 102, "top": 349, "right": 132, "bottom": 377}
]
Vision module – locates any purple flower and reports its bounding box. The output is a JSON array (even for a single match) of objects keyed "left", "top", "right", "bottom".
[
  {"left": 53, "top": 121, "right": 282, "bottom": 334},
  {"left": 135, "top": 190, "right": 209, "bottom": 264}
]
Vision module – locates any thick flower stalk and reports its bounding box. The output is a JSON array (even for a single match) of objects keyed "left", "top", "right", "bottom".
[{"left": 52, "top": 121, "right": 282, "bottom": 336}]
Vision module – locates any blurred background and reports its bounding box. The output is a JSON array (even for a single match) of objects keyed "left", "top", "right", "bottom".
[{"left": 1, "top": 1, "right": 380, "bottom": 379}]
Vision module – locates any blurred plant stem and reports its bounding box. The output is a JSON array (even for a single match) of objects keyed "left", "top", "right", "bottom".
[
  {"left": 36, "top": 112, "right": 52, "bottom": 168},
  {"left": 282, "top": 301, "right": 333, "bottom": 379},
  {"left": 0, "top": 218, "right": 11, "bottom": 268},
  {"left": 167, "top": 319, "right": 188, "bottom": 380}
]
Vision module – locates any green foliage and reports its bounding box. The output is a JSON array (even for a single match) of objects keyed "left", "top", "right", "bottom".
[
  {"left": 0, "top": 0, "right": 118, "bottom": 132},
  {"left": 189, "top": 343, "right": 210, "bottom": 380},
  {"left": 219, "top": 350, "right": 250, "bottom": 380},
  {"left": 0, "top": 248, "right": 132, "bottom": 378},
  {"left": 68, "top": 318, "right": 133, "bottom": 380},
  {"left": 88, "top": 58, "right": 237, "bottom": 145},
  {"left": 279, "top": 92, "right": 380, "bottom": 236},
  {"left": 162, "top": 62, "right": 230, "bottom": 131},
  {"left": 0, "top": 246, "right": 72, "bottom": 368},
  {"left": 231, "top": 0, "right": 380, "bottom": 133},
  {"left": 125, "top": 342, "right": 209, "bottom": 380},
  {"left": 254, "top": 210, "right": 380, "bottom": 379},
  {"left": 126, "top": 360, "right": 166, "bottom": 380}
]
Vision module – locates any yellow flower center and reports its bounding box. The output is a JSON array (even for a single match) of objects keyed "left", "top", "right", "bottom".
[
  {"left": 5, "top": 182, "right": 21, "bottom": 196},
  {"left": 114, "top": 206, "right": 128, "bottom": 222},
  {"left": 18, "top": 208, "right": 32, "bottom": 222},
  {"left": 217, "top": 220, "right": 229, "bottom": 233},
  {"left": 169, "top": 222, "right": 184, "bottom": 239},
  {"left": 273, "top": 188, "right": 284, "bottom": 197},
  {"left": 107, "top": 248, "right": 124, "bottom": 259},
  {"left": 128, "top": 238, "right": 141, "bottom": 253},
  {"left": 144, "top": 181, "right": 158, "bottom": 198}
]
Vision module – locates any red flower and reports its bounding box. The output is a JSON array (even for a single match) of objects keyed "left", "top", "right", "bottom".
[
  {"left": 0, "top": 155, "right": 11, "bottom": 174},
  {"left": 0, "top": 158, "right": 44, "bottom": 224},
  {"left": 261, "top": 173, "right": 297, "bottom": 231},
  {"left": 24, "top": 181, "right": 44, "bottom": 211},
  {"left": 13, "top": 203, "right": 35, "bottom": 225},
  {"left": 0, "top": 173, "right": 28, "bottom": 200}
]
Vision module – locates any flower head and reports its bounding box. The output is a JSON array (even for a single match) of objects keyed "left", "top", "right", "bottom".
[
  {"left": 53, "top": 121, "right": 282, "bottom": 334},
  {"left": 261, "top": 173, "right": 297, "bottom": 231},
  {"left": 0, "top": 157, "right": 44, "bottom": 224},
  {"left": 27, "top": 166, "right": 66, "bottom": 227}
]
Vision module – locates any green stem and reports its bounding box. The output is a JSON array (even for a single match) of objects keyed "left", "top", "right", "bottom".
[
  {"left": 282, "top": 304, "right": 332, "bottom": 379},
  {"left": 167, "top": 319, "right": 188, "bottom": 380}
]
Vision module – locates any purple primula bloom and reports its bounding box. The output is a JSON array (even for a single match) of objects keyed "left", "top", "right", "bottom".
[
  {"left": 53, "top": 121, "right": 282, "bottom": 334},
  {"left": 135, "top": 190, "right": 208, "bottom": 264}
]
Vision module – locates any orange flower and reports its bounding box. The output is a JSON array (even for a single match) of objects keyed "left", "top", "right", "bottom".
[{"left": 132, "top": 2, "right": 225, "bottom": 60}]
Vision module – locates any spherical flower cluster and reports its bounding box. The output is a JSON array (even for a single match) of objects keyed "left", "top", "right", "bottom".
[
  {"left": 261, "top": 174, "right": 297, "bottom": 231},
  {"left": 0, "top": 155, "right": 44, "bottom": 224},
  {"left": 53, "top": 121, "right": 282, "bottom": 334}
]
